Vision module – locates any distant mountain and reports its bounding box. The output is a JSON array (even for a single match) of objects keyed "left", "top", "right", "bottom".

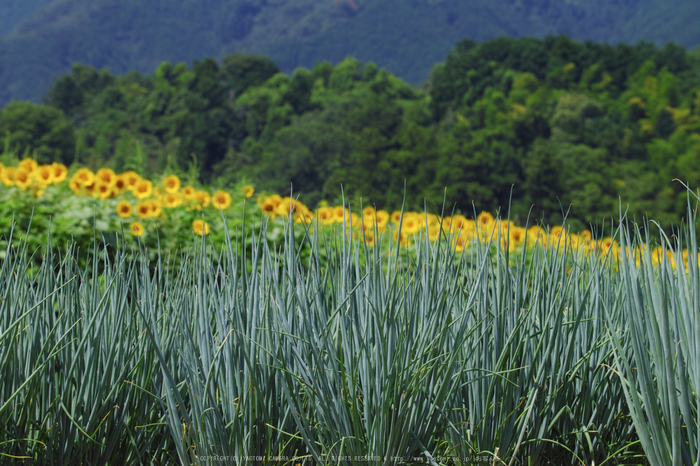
[
  {"left": 1, "top": 0, "right": 700, "bottom": 106},
  {"left": 0, "top": 0, "right": 54, "bottom": 35}
]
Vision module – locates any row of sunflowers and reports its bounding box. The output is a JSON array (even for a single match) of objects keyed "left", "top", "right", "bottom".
[
  {"left": 258, "top": 191, "right": 695, "bottom": 271},
  {"left": 0, "top": 158, "right": 694, "bottom": 271}
]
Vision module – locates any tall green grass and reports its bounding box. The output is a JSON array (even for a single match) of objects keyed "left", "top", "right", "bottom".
[{"left": 1, "top": 199, "right": 698, "bottom": 464}]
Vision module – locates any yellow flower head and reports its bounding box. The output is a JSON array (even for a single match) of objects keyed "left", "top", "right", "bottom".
[
  {"left": 135, "top": 201, "right": 152, "bottom": 219},
  {"left": 259, "top": 196, "right": 278, "bottom": 218},
  {"left": 509, "top": 226, "right": 527, "bottom": 249},
  {"left": 133, "top": 179, "right": 153, "bottom": 200},
  {"left": 162, "top": 174, "right": 181, "bottom": 194},
  {"left": 212, "top": 190, "right": 232, "bottom": 210},
  {"left": 276, "top": 197, "right": 295, "bottom": 218},
  {"left": 599, "top": 237, "right": 619, "bottom": 256},
  {"left": 163, "top": 192, "right": 183, "bottom": 208},
  {"left": 375, "top": 210, "right": 389, "bottom": 228},
  {"left": 18, "top": 158, "right": 38, "bottom": 173},
  {"left": 361, "top": 230, "right": 375, "bottom": 246},
  {"left": 116, "top": 201, "right": 133, "bottom": 218},
  {"left": 113, "top": 175, "right": 127, "bottom": 194},
  {"left": 129, "top": 221, "right": 145, "bottom": 237},
  {"left": 2, "top": 167, "right": 17, "bottom": 186},
  {"left": 316, "top": 206, "right": 335, "bottom": 226},
  {"left": 73, "top": 168, "right": 95, "bottom": 187},
  {"left": 258, "top": 194, "right": 282, "bottom": 210},
  {"left": 148, "top": 199, "right": 162, "bottom": 217},
  {"left": 393, "top": 229, "right": 410, "bottom": 248},
  {"left": 95, "top": 168, "right": 117, "bottom": 187},
  {"left": 453, "top": 233, "right": 469, "bottom": 252},
  {"left": 95, "top": 181, "right": 113, "bottom": 200},
  {"left": 122, "top": 171, "right": 141, "bottom": 189},
  {"left": 401, "top": 214, "right": 422, "bottom": 235},
  {"left": 241, "top": 184, "right": 255, "bottom": 198},
  {"left": 182, "top": 185, "right": 196, "bottom": 200},
  {"left": 192, "top": 219, "right": 210, "bottom": 236},
  {"left": 69, "top": 178, "right": 83, "bottom": 195},
  {"left": 51, "top": 163, "right": 68, "bottom": 183},
  {"left": 334, "top": 206, "right": 350, "bottom": 224},
  {"left": 33, "top": 165, "right": 55, "bottom": 187},
  {"left": 84, "top": 181, "right": 96, "bottom": 197},
  {"left": 193, "top": 190, "right": 210, "bottom": 210},
  {"left": 476, "top": 211, "right": 495, "bottom": 230},
  {"left": 15, "top": 169, "right": 32, "bottom": 190}
]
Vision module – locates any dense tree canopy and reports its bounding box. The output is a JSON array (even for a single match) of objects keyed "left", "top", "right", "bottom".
[{"left": 3, "top": 36, "right": 700, "bottom": 232}]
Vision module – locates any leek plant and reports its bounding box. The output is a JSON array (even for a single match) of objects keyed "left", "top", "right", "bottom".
[
  {"left": 610, "top": 196, "right": 700, "bottom": 466},
  {"left": 3, "top": 196, "right": 699, "bottom": 465}
]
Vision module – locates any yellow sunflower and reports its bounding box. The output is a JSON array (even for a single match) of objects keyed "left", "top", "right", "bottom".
[
  {"left": 69, "top": 178, "right": 83, "bottom": 195},
  {"left": 33, "top": 165, "right": 55, "bottom": 187},
  {"left": 400, "top": 214, "right": 421, "bottom": 235},
  {"left": 15, "top": 169, "right": 32, "bottom": 190},
  {"left": 241, "top": 184, "right": 255, "bottom": 198},
  {"left": 453, "top": 233, "right": 469, "bottom": 252},
  {"left": 392, "top": 229, "right": 410, "bottom": 248},
  {"left": 163, "top": 192, "right": 183, "bottom": 208},
  {"left": 375, "top": 210, "right": 389, "bottom": 228},
  {"left": 211, "top": 190, "right": 232, "bottom": 210},
  {"left": 95, "top": 168, "right": 117, "bottom": 187},
  {"left": 116, "top": 201, "right": 133, "bottom": 218},
  {"left": 148, "top": 199, "right": 162, "bottom": 217},
  {"left": 476, "top": 211, "right": 495, "bottom": 230},
  {"left": 333, "top": 206, "right": 350, "bottom": 223},
  {"left": 361, "top": 230, "right": 375, "bottom": 246},
  {"left": 84, "top": 182, "right": 97, "bottom": 197},
  {"left": 113, "top": 175, "right": 127, "bottom": 194},
  {"left": 315, "top": 206, "right": 335, "bottom": 226},
  {"left": 132, "top": 179, "right": 153, "bottom": 200},
  {"left": 129, "top": 221, "right": 145, "bottom": 237},
  {"left": 2, "top": 166, "right": 17, "bottom": 186},
  {"left": 258, "top": 196, "right": 278, "bottom": 219},
  {"left": 122, "top": 171, "right": 141, "bottom": 190},
  {"left": 162, "top": 174, "right": 181, "bottom": 194},
  {"left": 182, "top": 185, "right": 196, "bottom": 200},
  {"left": 135, "top": 201, "right": 152, "bottom": 219},
  {"left": 95, "top": 181, "right": 113, "bottom": 200},
  {"left": 191, "top": 190, "right": 210, "bottom": 210},
  {"left": 192, "top": 219, "right": 210, "bottom": 236},
  {"left": 258, "top": 194, "right": 282, "bottom": 211},
  {"left": 509, "top": 226, "right": 527, "bottom": 249},
  {"left": 51, "top": 163, "right": 69, "bottom": 184},
  {"left": 73, "top": 168, "right": 95, "bottom": 187},
  {"left": 18, "top": 158, "right": 38, "bottom": 174}
]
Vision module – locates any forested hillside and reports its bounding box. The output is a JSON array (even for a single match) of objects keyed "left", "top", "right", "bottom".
[
  {"left": 1, "top": 0, "right": 700, "bottom": 105},
  {"left": 2, "top": 36, "right": 700, "bottom": 232}
]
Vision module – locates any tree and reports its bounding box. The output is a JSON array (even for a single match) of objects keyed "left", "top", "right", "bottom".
[
  {"left": 220, "top": 53, "right": 280, "bottom": 99},
  {"left": 655, "top": 108, "right": 676, "bottom": 139},
  {"left": 0, "top": 101, "right": 75, "bottom": 164}
]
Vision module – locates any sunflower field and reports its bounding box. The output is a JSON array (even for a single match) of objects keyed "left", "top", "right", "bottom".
[{"left": 0, "top": 157, "right": 693, "bottom": 274}]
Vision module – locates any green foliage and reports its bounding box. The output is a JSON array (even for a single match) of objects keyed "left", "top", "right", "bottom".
[
  {"left": 3, "top": 36, "right": 700, "bottom": 234},
  {"left": 6, "top": 199, "right": 700, "bottom": 464},
  {"left": 0, "top": 102, "right": 75, "bottom": 165}
]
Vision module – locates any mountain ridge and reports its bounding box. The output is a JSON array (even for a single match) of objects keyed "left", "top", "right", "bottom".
[{"left": 1, "top": 0, "right": 699, "bottom": 106}]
